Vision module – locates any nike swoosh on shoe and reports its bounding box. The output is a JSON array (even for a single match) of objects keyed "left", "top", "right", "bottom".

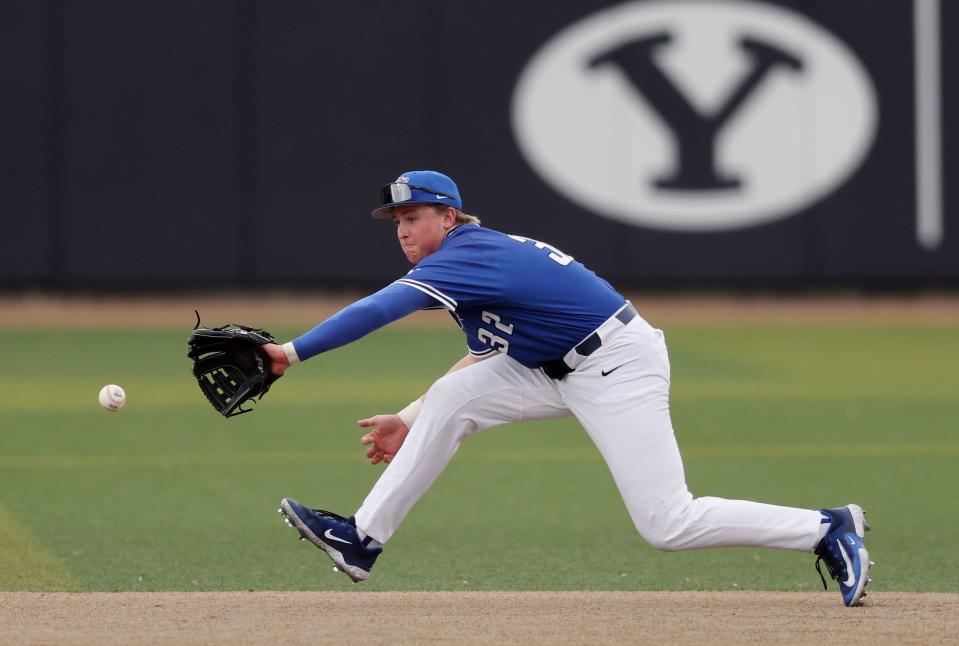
[
  {"left": 838, "top": 542, "right": 856, "bottom": 587},
  {"left": 324, "top": 528, "right": 352, "bottom": 545}
]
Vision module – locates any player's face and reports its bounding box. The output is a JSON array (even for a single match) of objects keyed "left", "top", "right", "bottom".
[{"left": 392, "top": 205, "right": 455, "bottom": 263}]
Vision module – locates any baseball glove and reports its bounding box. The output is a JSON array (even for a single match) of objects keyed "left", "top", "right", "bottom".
[{"left": 187, "top": 315, "right": 282, "bottom": 418}]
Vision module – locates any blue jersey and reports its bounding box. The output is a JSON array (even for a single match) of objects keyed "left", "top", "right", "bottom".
[{"left": 394, "top": 225, "right": 625, "bottom": 368}]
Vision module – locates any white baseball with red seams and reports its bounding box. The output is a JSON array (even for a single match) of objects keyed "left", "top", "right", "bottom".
[{"left": 98, "top": 384, "right": 126, "bottom": 412}]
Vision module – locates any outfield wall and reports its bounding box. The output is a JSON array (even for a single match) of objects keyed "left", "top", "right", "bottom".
[{"left": 1, "top": 0, "right": 956, "bottom": 288}]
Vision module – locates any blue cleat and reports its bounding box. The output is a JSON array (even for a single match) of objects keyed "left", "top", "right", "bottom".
[
  {"left": 278, "top": 497, "right": 382, "bottom": 583},
  {"left": 814, "top": 504, "right": 872, "bottom": 606}
]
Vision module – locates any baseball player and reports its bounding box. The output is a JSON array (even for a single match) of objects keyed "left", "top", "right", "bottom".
[{"left": 265, "top": 170, "right": 872, "bottom": 606}]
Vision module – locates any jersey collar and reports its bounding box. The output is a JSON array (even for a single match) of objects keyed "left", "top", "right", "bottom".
[{"left": 444, "top": 223, "right": 477, "bottom": 240}]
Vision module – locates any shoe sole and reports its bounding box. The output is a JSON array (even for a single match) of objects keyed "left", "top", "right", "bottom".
[
  {"left": 845, "top": 504, "right": 871, "bottom": 607},
  {"left": 278, "top": 498, "right": 369, "bottom": 583}
]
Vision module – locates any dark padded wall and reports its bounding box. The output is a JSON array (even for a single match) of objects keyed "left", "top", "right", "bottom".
[{"left": 1, "top": 0, "right": 955, "bottom": 288}]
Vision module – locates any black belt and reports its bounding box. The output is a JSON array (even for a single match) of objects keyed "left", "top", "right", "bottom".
[{"left": 541, "top": 304, "right": 637, "bottom": 380}]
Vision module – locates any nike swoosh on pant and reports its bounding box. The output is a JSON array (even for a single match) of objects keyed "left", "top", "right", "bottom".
[
  {"left": 601, "top": 364, "right": 626, "bottom": 377},
  {"left": 324, "top": 528, "right": 352, "bottom": 545}
]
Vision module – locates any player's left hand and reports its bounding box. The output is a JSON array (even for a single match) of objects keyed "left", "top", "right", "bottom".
[
  {"left": 358, "top": 414, "right": 410, "bottom": 465},
  {"left": 262, "top": 343, "right": 291, "bottom": 376}
]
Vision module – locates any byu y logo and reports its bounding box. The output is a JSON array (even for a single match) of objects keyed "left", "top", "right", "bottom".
[{"left": 511, "top": 0, "right": 878, "bottom": 232}]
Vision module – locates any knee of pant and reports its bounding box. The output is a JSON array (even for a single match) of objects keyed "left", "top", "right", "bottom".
[
  {"left": 634, "top": 503, "right": 689, "bottom": 552},
  {"left": 641, "top": 532, "right": 682, "bottom": 552}
]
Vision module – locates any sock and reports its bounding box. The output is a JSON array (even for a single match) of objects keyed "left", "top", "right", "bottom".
[
  {"left": 817, "top": 512, "right": 833, "bottom": 540},
  {"left": 356, "top": 526, "right": 383, "bottom": 549},
  {"left": 362, "top": 536, "right": 383, "bottom": 549}
]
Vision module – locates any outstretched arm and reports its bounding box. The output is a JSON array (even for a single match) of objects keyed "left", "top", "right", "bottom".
[
  {"left": 262, "top": 283, "right": 437, "bottom": 376},
  {"left": 359, "top": 353, "right": 486, "bottom": 464}
]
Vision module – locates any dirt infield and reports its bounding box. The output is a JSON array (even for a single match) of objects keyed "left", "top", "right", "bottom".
[
  {"left": 2, "top": 591, "right": 956, "bottom": 645},
  {"left": 2, "top": 292, "right": 958, "bottom": 328}
]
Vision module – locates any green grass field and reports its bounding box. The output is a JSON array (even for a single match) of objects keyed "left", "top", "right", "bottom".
[{"left": 1, "top": 321, "right": 957, "bottom": 593}]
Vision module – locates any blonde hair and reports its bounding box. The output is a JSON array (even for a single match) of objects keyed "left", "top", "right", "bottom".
[
  {"left": 455, "top": 209, "right": 481, "bottom": 226},
  {"left": 432, "top": 204, "right": 481, "bottom": 226}
]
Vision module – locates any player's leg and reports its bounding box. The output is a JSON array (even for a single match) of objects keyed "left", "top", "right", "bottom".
[
  {"left": 354, "top": 353, "right": 568, "bottom": 543},
  {"left": 560, "top": 320, "right": 823, "bottom": 552}
]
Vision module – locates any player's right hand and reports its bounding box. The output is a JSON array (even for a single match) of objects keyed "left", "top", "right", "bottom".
[{"left": 358, "top": 414, "right": 411, "bottom": 465}]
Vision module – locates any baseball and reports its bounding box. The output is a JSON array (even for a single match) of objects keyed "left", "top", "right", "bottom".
[{"left": 98, "top": 384, "right": 126, "bottom": 412}]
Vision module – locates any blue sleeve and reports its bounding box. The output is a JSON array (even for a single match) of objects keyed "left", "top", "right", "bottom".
[{"left": 291, "top": 283, "right": 435, "bottom": 361}]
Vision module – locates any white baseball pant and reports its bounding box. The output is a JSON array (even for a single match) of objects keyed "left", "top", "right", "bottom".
[{"left": 354, "top": 312, "right": 822, "bottom": 551}]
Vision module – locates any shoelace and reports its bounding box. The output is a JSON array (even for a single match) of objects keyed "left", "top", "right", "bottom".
[
  {"left": 813, "top": 539, "right": 845, "bottom": 590},
  {"left": 815, "top": 556, "right": 834, "bottom": 590},
  {"left": 309, "top": 507, "right": 351, "bottom": 523}
]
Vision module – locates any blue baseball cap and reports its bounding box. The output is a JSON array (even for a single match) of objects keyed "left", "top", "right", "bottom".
[{"left": 371, "top": 170, "right": 463, "bottom": 218}]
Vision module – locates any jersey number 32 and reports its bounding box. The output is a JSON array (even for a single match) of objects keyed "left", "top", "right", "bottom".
[{"left": 478, "top": 311, "right": 513, "bottom": 352}]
